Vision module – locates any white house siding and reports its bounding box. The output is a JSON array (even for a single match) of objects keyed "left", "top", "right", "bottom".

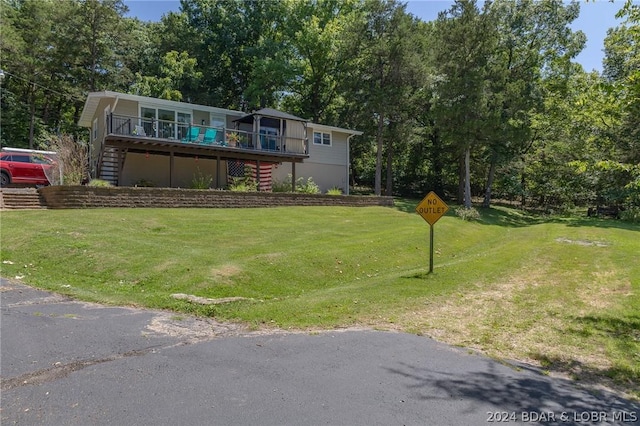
[
  {"left": 272, "top": 162, "right": 348, "bottom": 194},
  {"left": 114, "top": 99, "right": 138, "bottom": 117},
  {"left": 272, "top": 129, "right": 350, "bottom": 193},
  {"left": 121, "top": 153, "right": 221, "bottom": 189},
  {"left": 306, "top": 129, "right": 348, "bottom": 166}
]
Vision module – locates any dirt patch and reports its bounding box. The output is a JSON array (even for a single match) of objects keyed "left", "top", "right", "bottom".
[
  {"left": 145, "top": 312, "right": 249, "bottom": 342},
  {"left": 170, "top": 293, "right": 251, "bottom": 305},
  {"left": 209, "top": 264, "right": 243, "bottom": 285},
  {"left": 555, "top": 237, "right": 609, "bottom": 247}
]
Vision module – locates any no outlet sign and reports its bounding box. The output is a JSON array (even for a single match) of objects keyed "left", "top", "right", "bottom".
[
  {"left": 416, "top": 191, "right": 449, "bottom": 225},
  {"left": 416, "top": 191, "right": 449, "bottom": 274}
]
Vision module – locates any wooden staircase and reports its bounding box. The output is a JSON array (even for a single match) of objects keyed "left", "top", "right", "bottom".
[
  {"left": 0, "top": 188, "right": 46, "bottom": 209},
  {"left": 98, "top": 146, "right": 120, "bottom": 186}
]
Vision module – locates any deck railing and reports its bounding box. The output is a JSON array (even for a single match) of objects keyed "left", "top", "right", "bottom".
[{"left": 107, "top": 114, "right": 308, "bottom": 155}]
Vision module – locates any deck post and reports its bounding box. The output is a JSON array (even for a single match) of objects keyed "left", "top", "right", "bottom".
[
  {"left": 169, "top": 151, "right": 174, "bottom": 188},
  {"left": 291, "top": 162, "right": 296, "bottom": 192},
  {"left": 216, "top": 156, "right": 220, "bottom": 189},
  {"left": 256, "top": 160, "right": 261, "bottom": 191},
  {"left": 116, "top": 148, "right": 127, "bottom": 187}
]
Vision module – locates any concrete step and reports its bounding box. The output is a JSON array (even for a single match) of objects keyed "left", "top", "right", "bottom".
[{"left": 0, "top": 188, "right": 47, "bottom": 209}]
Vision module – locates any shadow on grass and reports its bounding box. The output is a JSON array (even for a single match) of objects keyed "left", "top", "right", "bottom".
[
  {"left": 394, "top": 198, "right": 638, "bottom": 230},
  {"left": 394, "top": 198, "right": 541, "bottom": 228},
  {"left": 404, "top": 272, "right": 433, "bottom": 280},
  {"left": 531, "top": 352, "right": 640, "bottom": 401},
  {"left": 527, "top": 313, "right": 640, "bottom": 399}
]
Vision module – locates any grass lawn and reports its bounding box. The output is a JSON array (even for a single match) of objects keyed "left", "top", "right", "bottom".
[{"left": 1, "top": 202, "right": 638, "bottom": 398}]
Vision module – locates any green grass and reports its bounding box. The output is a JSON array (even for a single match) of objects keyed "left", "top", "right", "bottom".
[{"left": 1, "top": 203, "right": 638, "bottom": 397}]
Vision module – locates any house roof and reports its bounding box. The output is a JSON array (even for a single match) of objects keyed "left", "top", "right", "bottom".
[
  {"left": 234, "top": 108, "right": 308, "bottom": 124},
  {"left": 77, "top": 91, "right": 244, "bottom": 128},
  {"left": 234, "top": 108, "right": 363, "bottom": 136},
  {"left": 78, "top": 91, "right": 363, "bottom": 136}
]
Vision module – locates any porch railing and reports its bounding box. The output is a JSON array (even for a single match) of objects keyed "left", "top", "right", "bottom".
[{"left": 107, "top": 113, "right": 308, "bottom": 155}]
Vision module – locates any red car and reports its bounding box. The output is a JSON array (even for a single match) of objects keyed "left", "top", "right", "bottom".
[{"left": 0, "top": 151, "right": 55, "bottom": 186}]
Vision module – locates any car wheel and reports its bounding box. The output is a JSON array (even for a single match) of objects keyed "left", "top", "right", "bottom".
[{"left": 0, "top": 171, "right": 10, "bottom": 187}]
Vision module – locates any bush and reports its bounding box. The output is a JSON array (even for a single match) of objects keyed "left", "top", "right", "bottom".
[
  {"left": 272, "top": 174, "right": 320, "bottom": 194},
  {"left": 191, "top": 168, "right": 213, "bottom": 189},
  {"left": 229, "top": 177, "right": 257, "bottom": 192},
  {"left": 229, "top": 165, "right": 257, "bottom": 192},
  {"left": 46, "top": 135, "right": 89, "bottom": 185},
  {"left": 87, "top": 179, "right": 112, "bottom": 187},
  {"left": 620, "top": 206, "right": 640, "bottom": 223},
  {"left": 455, "top": 206, "right": 480, "bottom": 221},
  {"left": 272, "top": 175, "right": 293, "bottom": 192},
  {"left": 326, "top": 187, "right": 343, "bottom": 195},
  {"left": 296, "top": 176, "right": 320, "bottom": 194}
]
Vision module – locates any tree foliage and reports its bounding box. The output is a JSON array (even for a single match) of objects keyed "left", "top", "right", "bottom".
[{"left": 0, "top": 0, "right": 636, "bottom": 217}]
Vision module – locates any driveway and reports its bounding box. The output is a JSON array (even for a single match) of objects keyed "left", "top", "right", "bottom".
[{"left": 1, "top": 278, "right": 638, "bottom": 425}]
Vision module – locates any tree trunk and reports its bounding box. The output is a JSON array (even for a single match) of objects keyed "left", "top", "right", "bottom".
[
  {"left": 28, "top": 84, "right": 36, "bottom": 150},
  {"left": 482, "top": 156, "right": 497, "bottom": 208},
  {"left": 457, "top": 152, "right": 465, "bottom": 204},
  {"left": 464, "top": 146, "right": 472, "bottom": 208},
  {"left": 374, "top": 112, "right": 384, "bottom": 196},
  {"left": 520, "top": 156, "right": 526, "bottom": 208},
  {"left": 431, "top": 127, "right": 443, "bottom": 195},
  {"left": 385, "top": 135, "right": 393, "bottom": 196}
]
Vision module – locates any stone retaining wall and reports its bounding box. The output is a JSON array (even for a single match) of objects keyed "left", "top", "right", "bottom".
[{"left": 39, "top": 186, "right": 394, "bottom": 209}]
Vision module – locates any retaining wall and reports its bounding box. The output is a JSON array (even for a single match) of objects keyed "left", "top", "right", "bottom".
[{"left": 39, "top": 186, "right": 394, "bottom": 209}]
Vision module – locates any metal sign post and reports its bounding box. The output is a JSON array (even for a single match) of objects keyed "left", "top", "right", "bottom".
[
  {"left": 416, "top": 191, "right": 449, "bottom": 274},
  {"left": 429, "top": 224, "right": 434, "bottom": 273}
]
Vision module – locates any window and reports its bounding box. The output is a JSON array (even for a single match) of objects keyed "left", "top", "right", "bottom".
[
  {"left": 11, "top": 155, "right": 31, "bottom": 163},
  {"left": 139, "top": 106, "right": 191, "bottom": 139},
  {"left": 32, "top": 156, "right": 53, "bottom": 165},
  {"left": 92, "top": 118, "right": 98, "bottom": 141},
  {"left": 177, "top": 112, "right": 192, "bottom": 140},
  {"left": 313, "top": 132, "right": 331, "bottom": 146},
  {"left": 141, "top": 107, "right": 156, "bottom": 136},
  {"left": 158, "top": 109, "right": 175, "bottom": 139}
]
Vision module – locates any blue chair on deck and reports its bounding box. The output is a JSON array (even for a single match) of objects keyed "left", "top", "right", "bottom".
[
  {"left": 182, "top": 126, "right": 201, "bottom": 143},
  {"left": 202, "top": 128, "right": 217, "bottom": 145}
]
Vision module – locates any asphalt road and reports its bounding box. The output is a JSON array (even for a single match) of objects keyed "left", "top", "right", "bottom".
[{"left": 1, "top": 278, "right": 639, "bottom": 426}]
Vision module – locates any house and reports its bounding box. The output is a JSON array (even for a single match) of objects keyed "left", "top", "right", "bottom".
[{"left": 77, "top": 91, "right": 362, "bottom": 193}]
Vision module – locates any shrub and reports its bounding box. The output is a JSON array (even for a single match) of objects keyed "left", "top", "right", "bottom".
[
  {"left": 296, "top": 177, "right": 320, "bottom": 194},
  {"left": 229, "top": 165, "right": 257, "bottom": 192},
  {"left": 272, "top": 175, "right": 293, "bottom": 192},
  {"left": 229, "top": 177, "right": 257, "bottom": 192},
  {"left": 620, "top": 206, "right": 640, "bottom": 223},
  {"left": 87, "top": 179, "right": 112, "bottom": 187},
  {"left": 191, "top": 168, "right": 213, "bottom": 189},
  {"left": 271, "top": 174, "right": 320, "bottom": 194},
  {"left": 46, "top": 135, "right": 89, "bottom": 185},
  {"left": 326, "top": 187, "right": 343, "bottom": 195},
  {"left": 455, "top": 206, "right": 480, "bottom": 221}
]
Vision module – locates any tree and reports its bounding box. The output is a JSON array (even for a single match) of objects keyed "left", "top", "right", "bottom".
[
  {"left": 480, "top": 0, "right": 585, "bottom": 207},
  {"left": 130, "top": 51, "right": 202, "bottom": 101},
  {"left": 163, "top": 0, "right": 294, "bottom": 110},
  {"left": 69, "top": 0, "right": 133, "bottom": 92},
  {"left": 1, "top": 0, "right": 64, "bottom": 148},
  {"left": 430, "top": 0, "right": 497, "bottom": 207},
  {"left": 279, "top": 0, "right": 358, "bottom": 124},
  {"left": 342, "top": 0, "right": 425, "bottom": 196},
  {"left": 0, "top": 0, "right": 138, "bottom": 148}
]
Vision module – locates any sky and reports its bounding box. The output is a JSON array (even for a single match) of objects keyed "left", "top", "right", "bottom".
[{"left": 123, "top": 0, "right": 633, "bottom": 73}]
